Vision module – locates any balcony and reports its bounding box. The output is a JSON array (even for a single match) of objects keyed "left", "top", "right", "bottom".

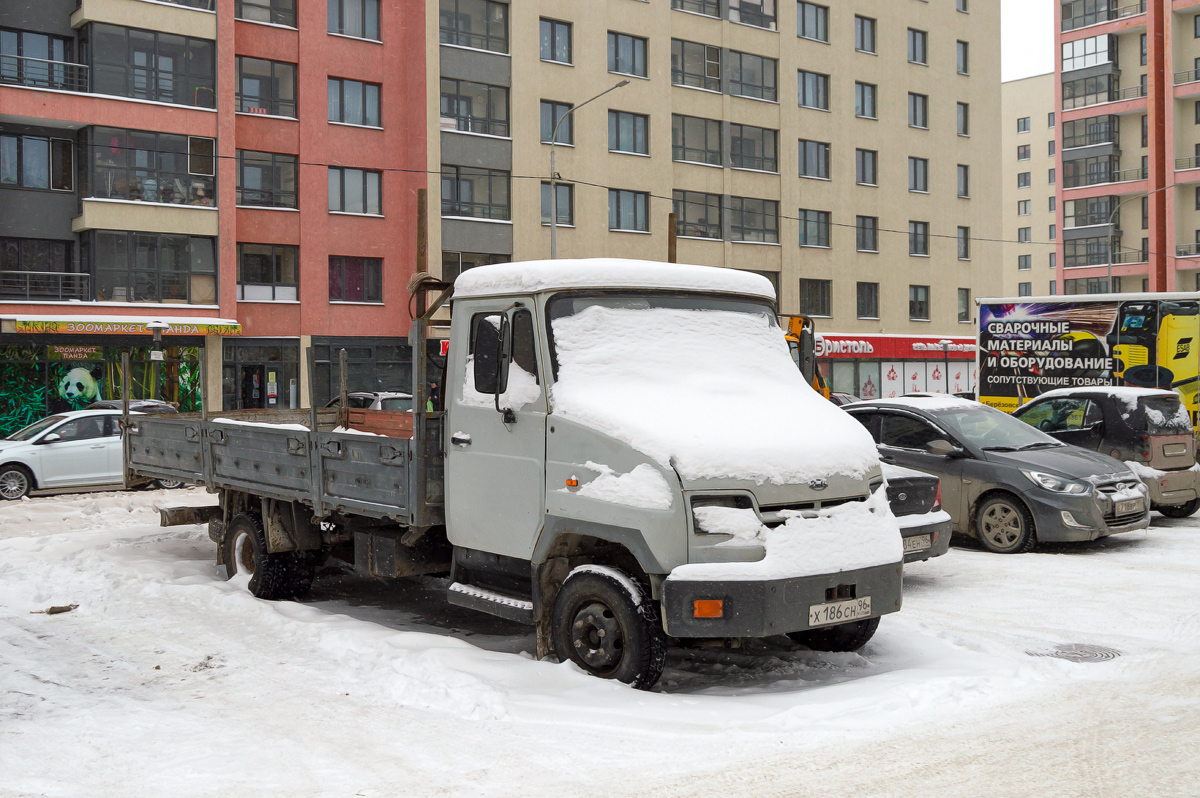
[
  {"left": 1114, "top": 84, "right": 1147, "bottom": 101},
  {"left": 1062, "top": 128, "right": 1119, "bottom": 149},
  {"left": 1063, "top": 166, "right": 1145, "bottom": 188},
  {"left": 1177, "top": 156, "right": 1200, "bottom": 170},
  {"left": 0, "top": 54, "right": 89, "bottom": 93},
  {"left": 1177, "top": 243, "right": 1200, "bottom": 258},
  {"left": 0, "top": 272, "right": 91, "bottom": 302},
  {"left": 1112, "top": 249, "right": 1147, "bottom": 264},
  {"left": 1176, "top": 69, "right": 1200, "bottom": 86},
  {"left": 1061, "top": 0, "right": 1145, "bottom": 31},
  {"left": 155, "top": 0, "right": 216, "bottom": 7}
]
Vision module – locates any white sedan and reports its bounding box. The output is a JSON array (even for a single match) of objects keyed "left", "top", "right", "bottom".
[{"left": 0, "top": 410, "right": 180, "bottom": 500}]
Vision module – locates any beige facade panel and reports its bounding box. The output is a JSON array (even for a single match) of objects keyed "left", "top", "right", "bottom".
[
  {"left": 71, "top": 0, "right": 217, "bottom": 40},
  {"left": 1002, "top": 73, "right": 1056, "bottom": 298},
  {"left": 72, "top": 200, "right": 219, "bottom": 236}
]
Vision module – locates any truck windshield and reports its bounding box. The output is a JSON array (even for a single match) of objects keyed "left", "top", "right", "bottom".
[
  {"left": 6, "top": 415, "right": 66, "bottom": 442},
  {"left": 1137, "top": 396, "right": 1192, "bottom": 435},
  {"left": 933, "top": 405, "right": 1062, "bottom": 451}
]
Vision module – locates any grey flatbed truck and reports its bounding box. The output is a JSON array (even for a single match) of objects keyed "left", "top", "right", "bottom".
[{"left": 132, "top": 259, "right": 904, "bottom": 689}]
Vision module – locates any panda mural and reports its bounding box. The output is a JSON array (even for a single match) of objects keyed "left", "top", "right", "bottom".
[{"left": 50, "top": 363, "right": 104, "bottom": 413}]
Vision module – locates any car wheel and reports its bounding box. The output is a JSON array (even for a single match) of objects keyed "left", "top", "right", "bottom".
[
  {"left": 221, "top": 513, "right": 315, "bottom": 599},
  {"left": 155, "top": 478, "right": 185, "bottom": 490},
  {"left": 789, "top": 617, "right": 880, "bottom": 652},
  {"left": 975, "top": 494, "right": 1036, "bottom": 554},
  {"left": 0, "top": 465, "right": 33, "bottom": 500},
  {"left": 1157, "top": 498, "right": 1200, "bottom": 519},
  {"left": 551, "top": 566, "right": 666, "bottom": 690}
]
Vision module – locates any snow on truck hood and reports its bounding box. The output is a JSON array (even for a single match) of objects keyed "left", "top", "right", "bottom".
[
  {"left": 548, "top": 302, "right": 880, "bottom": 486},
  {"left": 453, "top": 258, "right": 776, "bottom": 300}
]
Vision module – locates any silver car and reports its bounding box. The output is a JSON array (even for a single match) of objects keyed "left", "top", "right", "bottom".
[{"left": 845, "top": 396, "right": 1150, "bottom": 553}]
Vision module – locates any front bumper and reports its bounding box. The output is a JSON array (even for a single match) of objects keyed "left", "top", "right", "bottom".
[
  {"left": 1026, "top": 488, "right": 1150, "bottom": 543},
  {"left": 900, "top": 516, "right": 953, "bottom": 563},
  {"left": 660, "top": 561, "right": 903, "bottom": 638}
]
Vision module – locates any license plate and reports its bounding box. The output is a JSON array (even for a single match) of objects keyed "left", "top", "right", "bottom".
[
  {"left": 903, "top": 534, "right": 931, "bottom": 553},
  {"left": 808, "top": 596, "right": 872, "bottom": 628},
  {"left": 1116, "top": 498, "right": 1143, "bottom": 516}
]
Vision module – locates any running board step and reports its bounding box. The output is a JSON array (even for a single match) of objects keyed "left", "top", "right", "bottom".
[{"left": 447, "top": 582, "right": 534, "bottom": 625}]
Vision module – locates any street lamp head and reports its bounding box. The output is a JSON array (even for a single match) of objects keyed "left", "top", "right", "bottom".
[
  {"left": 616, "top": 79, "right": 631, "bottom": 88},
  {"left": 145, "top": 320, "right": 170, "bottom": 332}
]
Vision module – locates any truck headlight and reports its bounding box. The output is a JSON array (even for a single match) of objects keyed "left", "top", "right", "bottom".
[{"left": 1022, "top": 470, "right": 1090, "bottom": 495}]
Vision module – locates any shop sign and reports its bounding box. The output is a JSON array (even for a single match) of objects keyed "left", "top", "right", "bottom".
[
  {"left": 47, "top": 345, "right": 103, "bottom": 361},
  {"left": 13, "top": 319, "right": 241, "bottom": 336},
  {"left": 816, "top": 334, "right": 976, "bottom": 360}
]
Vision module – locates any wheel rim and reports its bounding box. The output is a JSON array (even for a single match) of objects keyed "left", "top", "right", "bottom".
[
  {"left": 570, "top": 601, "right": 625, "bottom": 675},
  {"left": 158, "top": 479, "right": 183, "bottom": 489},
  {"left": 0, "top": 470, "right": 28, "bottom": 500},
  {"left": 982, "top": 503, "right": 1022, "bottom": 549},
  {"left": 232, "top": 531, "right": 256, "bottom": 576}
]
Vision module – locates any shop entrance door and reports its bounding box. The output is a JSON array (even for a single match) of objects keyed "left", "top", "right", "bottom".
[{"left": 240, "top": 365, "right": 265, "bottom": 409}]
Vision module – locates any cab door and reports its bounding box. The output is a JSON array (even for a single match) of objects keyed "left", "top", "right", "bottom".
[{"left": 444, "top": 304, "right": 548, "bottom": 559}]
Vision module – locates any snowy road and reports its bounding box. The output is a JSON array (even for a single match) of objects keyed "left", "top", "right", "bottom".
[{"left": 1, "top": 489, "right": 1198, "bottom": 797}]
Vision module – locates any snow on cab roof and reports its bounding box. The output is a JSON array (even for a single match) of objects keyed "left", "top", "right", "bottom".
[
  {"left": 858, "top": 395, "right": 983, "bottom": 412},
  {"left": 453, "top": 258, "right": 776, "bottom": 300}
]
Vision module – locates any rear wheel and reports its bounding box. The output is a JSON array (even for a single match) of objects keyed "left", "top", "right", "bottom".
[
  {"left": 1157, "top": 498, "right": 1200, "bottom": 518},
  {"left": 155, "top": 478, "right": 185, "bottom": 490},
  {"left": 976, "top": 494, "right": 1036, "bottom": 554},
  {"left": 789, "top": 617, "right": 880, "bottom": 652},
  {"left": 0, "top": 465, "right": 32, "bottom": 500},
  {"left": 221, "top": 513, "right": 315, "bottom": 599}
]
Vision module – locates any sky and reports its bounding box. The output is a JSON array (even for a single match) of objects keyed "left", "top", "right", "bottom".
[{"left": 1001, "top": 0, "right": 1054, "bottom": 81}]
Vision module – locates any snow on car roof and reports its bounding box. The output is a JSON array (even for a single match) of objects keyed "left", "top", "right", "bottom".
[
  {"left": 856, "top": 395, "right": 982, "bottom": 412},
  {"left": 1032, "top": 387, "right": 1176, "bottom": 402},
  {"left": 453, "top": 258, "right": 776, "bottom": 300}
]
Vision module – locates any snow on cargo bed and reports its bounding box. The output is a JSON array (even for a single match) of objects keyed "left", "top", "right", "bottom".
[
  {"left": 212, "top": 417, "right": 310, "bottom": 431},
  {"left": 453, "top": 258, "right": 775, "bottom": 300},
  {"left": 548, "top": 301, "right": 878, "bottom": 485}
]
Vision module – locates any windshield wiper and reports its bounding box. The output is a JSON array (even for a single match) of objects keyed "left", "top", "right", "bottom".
[
  {"left": 982, "top": 445, "right": 1020, "bottom": 452},
  {"left": 1018, "top": 441, "right": 1063, "bottom": 450}
]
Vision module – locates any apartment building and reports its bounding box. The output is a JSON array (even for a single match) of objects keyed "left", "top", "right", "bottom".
[
  {"left": 0, "top": 0, "right": 425, "bottom": 432},
  {"left": 1054, "top": 0, "right": 1200, "bottom": 294},
  {"left": 1002, "top": 73, "right": 1058, "bottom": 298},
  {"left": 429, "top": 0, "right": 999, "bottom": 398}
]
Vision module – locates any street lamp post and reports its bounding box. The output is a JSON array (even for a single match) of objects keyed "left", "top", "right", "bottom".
[
  {"left": 939, "top": 339, "right": 953, "bottom": 395},
  {"left": 1105, "top": 181, "right": 1180, "bottom": 293},
  {"left": 145, "top": 320, "right": 169, "bottom": 402},
  {"left": 550, "top": 79, "right": 630, "bottom": 259}
]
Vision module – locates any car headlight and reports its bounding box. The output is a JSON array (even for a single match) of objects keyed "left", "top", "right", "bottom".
[{"left": 1022, "top": 470, "right": 1090, "bottom": 494}]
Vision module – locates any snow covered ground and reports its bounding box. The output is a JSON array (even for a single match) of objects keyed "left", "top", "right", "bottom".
[{"left": 1, "top": 488, "right": 1198, "bottom": 797}]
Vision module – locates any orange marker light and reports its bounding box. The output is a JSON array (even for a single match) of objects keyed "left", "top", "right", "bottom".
[
  {"left": 566, "top": 478, "right": 578, "bottom": 487},
  {"left": 693, "top": 599, "right": 724, "bottom": 618}
]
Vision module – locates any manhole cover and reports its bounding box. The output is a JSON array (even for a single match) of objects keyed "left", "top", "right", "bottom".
[{"left": 1026, "top": 644, "right": 1121, "bottom": 663}]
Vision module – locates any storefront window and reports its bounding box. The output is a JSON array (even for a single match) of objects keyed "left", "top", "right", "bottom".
[{"left": 222, "top": 340, "right": 299, "bottom": 411}]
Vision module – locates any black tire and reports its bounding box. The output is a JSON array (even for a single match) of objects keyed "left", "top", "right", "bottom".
[
  {"left": 1157, "top": 498, "right": 1200, "bottom": 518},
  {"left": 0, "top": 464, "right": 33, "bottom": 500},
  {"left": 551, "top": 567, "right": 666, "bottom": 690},
  {"left": 155, "top": 478, "right": 185, "bottom": 490},
  {"left": 975, "top": 493, "right": 1037, "bottom": 554},
  {"left": 221, "top": 513, "right": 315, "bottom": 599},
  {"left": 789, "top": 617, "right": 880, "bottom": 652}
]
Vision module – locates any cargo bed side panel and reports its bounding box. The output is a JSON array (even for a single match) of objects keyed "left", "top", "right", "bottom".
[
  {"left": 318, "top": 432, "right": 411, "bottom": 518},
  {"left": 126, "top": 417, "right": 205, "bottom": 484},
  {"left": 209, "top": 425, "right": 314, "bottom": 497}
]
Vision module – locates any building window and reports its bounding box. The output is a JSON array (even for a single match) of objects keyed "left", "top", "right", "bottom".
[
  {"left": 907, "top": 29, "right": 928, "bottom": 65},
  {"left": 540, "top": 182, "right": 573, "bottom": 225},
  {"left": 731, "top": 124, "right": 778, "bottom": 171},
  {"left": 1050, "top": 224, "right": 1057, "bottom": 240},
  {"left": 798, "top": 139, "right": 829, "bottom": 178},
  {"left": 672, "top": 0, "right": 719, "bottom": 17},
  {"left": 1049, "top": 280, "right": 1057, "bottom": 295},
  {"left": 1048, "top": 112, "right": 1056, "bottom": 127},
  {"left": 328, "top": 256, "right": 382, "bottom": 303},
  {"left": 237, "top": 243, "right": 297, "bottom": 301},
  {"left": 91, "top": 230, "right": 216, "bottom": 304},
  {"left": 909, "top": 93, "right": 928, "bottom": 128},
  {"left": 1049, "top": 167, "right": 1056, "bottom": 184},
  {"left": 441, "top": 251, "right": 506, "bottom": 284},
  {"left": 909, "top": 285, "right": 930, "bottom": 320},
  {"left": 540, "top": 100, "right": 573, "bottom": 144},
  {"left": 856, "top": 216, "right": 878, "bottom": 252},
  {"left": 439, "top": 0, "right": 508, "bottom": 53},
  {"left": 957, "top": 102, "right": 970, "bottom": 136},
  {"left": 909, "top": 221, "right": 929, "bottom": 256},
  {"left": 857, "top": 282, "right": 879, "bottom": 318},
  {"left": 1018, "top": 282, "right": 1032, "bottom": 297},
  {"left": 0, "top": 28, "right": 77, "bottom": 91},
  {"left": 957, "top": 41, "right": 969, "bottom": 74},
  {"left": 672, "top": 39, "right": 721, "bottom": 92},
  {"left": 797, "top": 3, "right": 829, "bottom": 42},
  {"left": 236, "top": 56, "right": 296, "bottom": 117},
  {"left": 730, "top": 197, "right": 779, "bottom": 243},
  {"left": 87, "top": 23, "right": 215, "bottom": 108},
  {"left": 1018, "top": 254, "right": 1031, "bottom": 270},
  {"left": 441, "top": 165, "right": 510, "bottom": 220},
  {"left": 1050, "top": 252, "right": 1056, "bottom": 268},
  {"left": 798, "top": 209, "right": 830, "bottom": 248},
  {"left": 87, "top": 128, "right": 213, "bottom": 204},
  {"left": 608, "top": 32, "right": 647, "bottom": 78},
  {"left": 729, "top": 50, "right": 777, "bottom": 101},
  {"left": 957, "top": 164, "right": 970, "bottom": 198},
  {"left": 609, "top": 111, "right": 649, "bottom": 155},
  {"left": 1049, "top": 140, "right": 1056, "bottom": 156},
  {"left": 439, "top": 78, "right": 508, "bottom": 137},
  {"left": 1061, "top": 35, "right": 1113, "bottom": 72},
  {"left": 856, "top": 149, "right": 877, "bottom": 185},
  {"left": 1018, "top": 200, "right": 1031, "bottom": 216},
  {"left": 236, "top": 0, "right": 296, "bottom": 27},
  {"left": 609, "top": 189, "right": 649, "bottom": 232},
  {"left": 854, "top": 15, "right": 876, "bottom": 53},
  {"left": 329, "top": 0, "right": 380, "bottom": 40},
  {"left": 855, "top": 82, "right": 877, "bottom": 119},
  {"left": 673, "top": 190, "right": 722, "bottom": 239},
  {"left": 328, "top": 167, "right": 381, "bottom": 215},
  {"left": 908, "top": 157, "right": 929, "bottom": 192},
  {"left": 729, "top": 0, "right": 778, "bottom": 30},
  {"left": 329, "top": 77, "right": 381, "bottom": 127},
  {"left": 539, "top": 18, "right": 571, "bottom": 63},
  {"left": 958, "top": 227, "right": 970, "bottom": 260},
  {"left": 672, "top": 114, "right": 722, "bottom": 165},
  {"left": 1017, "top": 172, "right": 1031, "bottom": 188},
  {"left": 958, "top": 288, "right": 971, "bottom": 322},
  {"left": 0, "top": 238, "right": 79, "bottom": 301},
  {"left": 798, "top": 278, "right": 831, "bottom": 316},
  {"left": 1017, "top": 144, "right": 1030, "bottom": 160},
  {"left": 1017, "top": 117, "right": 1031, "bottom": 133},
  {"left": 235, "top": 150, "right": 296, "bottom": 208},
  {"left": 1050, "top": 196, "right": 1056, "bottom": 212},
  {"left": 0, "top": 134, "right": 73, "bottom": 192},
  {"left": 1018, "top": 227, "right": 1031, "bottom": 243},
  {"left": 798, "top": 70, "right": 829, "bottom": 110}
]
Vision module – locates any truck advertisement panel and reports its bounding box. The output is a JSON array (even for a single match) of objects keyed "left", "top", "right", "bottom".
[{"left": 978, "top": 298, "right": 1200, "bottom": 427}]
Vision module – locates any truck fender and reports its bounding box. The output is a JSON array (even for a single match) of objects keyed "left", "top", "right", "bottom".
[
  {"left": 532, "top": 515, "right": 667, "bottom": 576},
  {"left": 260, "top": 498, "right": 322, "bottom": 554}
]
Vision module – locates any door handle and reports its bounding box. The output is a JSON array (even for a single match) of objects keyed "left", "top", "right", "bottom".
[
  {"left": 879, "top": 455, "right": 896, "bottom": 464},
  {"left": 450, "top": 432, "right": 472, "bottom": 447},
  {"left": 89, "top": 443, "right": 106, "bottom": 449}
]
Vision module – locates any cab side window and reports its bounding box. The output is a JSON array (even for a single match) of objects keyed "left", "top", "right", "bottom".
[
  {"left": 510, "top": 309, "right": 540, "bottom": 385},
  {"left": 880, "top": 414, "right": 940, "bottom": 450},
  {"left": 1025, "top": 398, "right": 1089, "bottom": 432}
]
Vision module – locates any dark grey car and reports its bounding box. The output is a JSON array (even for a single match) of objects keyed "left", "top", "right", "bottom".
[{"left": 846, "top": 396, "right": 1150, "bottom": 554}]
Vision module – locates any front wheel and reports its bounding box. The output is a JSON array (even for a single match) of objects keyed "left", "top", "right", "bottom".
[
  {"left": 0, "top": 465, "right": 33, "bottom": 500},
  {"left": 1157, "top": 498, "right": 1200, "bottom": 518},
  {"left": 976, "top": 494, "right": 1036, "bottom": 554},
  {"left": 789, "top": 617, "right": 880, "bottom": 652},
  {"left": 155, "top": 478, "right": 185, "bottom": 490},
  {"left": 551, "top": 566, "right": 666, "bottom": 690},
  {"left": 221, "top": 513, "right": 315, "bottom": 599}
]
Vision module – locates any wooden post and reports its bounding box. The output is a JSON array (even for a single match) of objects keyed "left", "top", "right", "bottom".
[
  {"left": 667, "top": 212, "right": 677, "bottom": 263},
  {"left": 306, "top": 347, "right": 318, "bottom": 433},
  {"left": 416, "top": 188, "right": 429, "bottom": 316},
  {"left": 199, "top": 346, "right": 209, "bottom": 421},
  {"left": 338, "top": 348, "right": 348, "bottom": 428}
]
